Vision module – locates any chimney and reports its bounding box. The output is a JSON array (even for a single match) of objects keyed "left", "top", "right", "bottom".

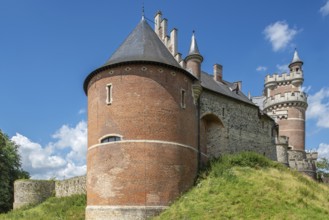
[
  {"left": 169, "top": 28, "right": 178, "bottom": 56},
  {"left": 154, "top": 11, "right": 162, "bottom": 38},
  {"left": 160, "top": 18, "right": 168, "bottom": 42},
  {"left": 213, "top": 64, "right": 223, "bottom": 82}
]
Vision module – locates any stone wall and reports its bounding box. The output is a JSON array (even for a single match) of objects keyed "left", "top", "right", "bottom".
[
  {"left": 200, "top": 90, "right": 277, "bottom": 161},
  {"left": 55, "top": 175, "right": 86, "bottom": 197},
  {"left": 13, "top": 176, "right": 86, "bottom": 209},
  {"left": 13, "top": 180, "right": 55, "bottom": 209}
]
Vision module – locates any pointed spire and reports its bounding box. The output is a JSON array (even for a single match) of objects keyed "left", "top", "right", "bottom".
[
  {"left": 291, "top": 49, "right": 303, "bottom": 64},
  {"left": 188, "top": 31, "right": 201, "bottom": 56},
  {"left": 142, "top": 3, "right": 145, "bottom": 20}
]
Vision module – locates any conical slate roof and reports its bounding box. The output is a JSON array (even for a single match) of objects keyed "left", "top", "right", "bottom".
[
  {"left": 290, "top": 49, "right": 303, "bottom": 65},
  {"left": 188, "top": 32, "right": 201, "bottom": 56},
  {"left": 104, "top": 18, "right": 181, "bottom": 68}
]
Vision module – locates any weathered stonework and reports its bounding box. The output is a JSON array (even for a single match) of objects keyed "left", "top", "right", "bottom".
[
  {"left": 13, "top": 180, "right": 55, "bottom": 209},
  {"left": 13, "top": 176, "right": 86, "bottom": 209},
  {"left": 200, "top": 90, "right": 277, "bottom": 162},
  {"left": 55, "top": 175, "right": 86, "bottom": 197},
  {"left": 276, "top": 136, "right": 289, "bottom": 165}
]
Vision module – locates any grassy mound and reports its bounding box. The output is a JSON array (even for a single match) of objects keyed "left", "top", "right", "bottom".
[
  {"left": 0, "top": 194, "right": 86, "bottom": 220},
  {"left": 155, "top": 152, "right": 329, "bottom": 220},
  {"left": 1, "top": 152, "right": 329, "bottom": 220}
]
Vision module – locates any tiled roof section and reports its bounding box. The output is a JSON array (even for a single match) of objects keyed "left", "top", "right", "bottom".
[
  {"left": 104, "top": 18, "right": 181, "bottom": 68},
  {"left": 201, "top": 72, "right": 255, "bottom": 105}
]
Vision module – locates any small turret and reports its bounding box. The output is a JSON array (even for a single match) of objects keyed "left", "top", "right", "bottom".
[
  {"left": 289, "top": 49, "right": 303, "bottom": 72},
  {"left": 185, "top": 31, "right": 203, "bottom": 79}
]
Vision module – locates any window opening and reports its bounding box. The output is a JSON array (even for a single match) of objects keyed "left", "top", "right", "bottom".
[
  {"left": 181, "top": 89, "right": 186, "bottom": 109},
  {"left": 100, "top": 136, "right": 121, "bottom": 143},
  {"left": 106, "top": 84, "right": 112, "bottom": 105}
]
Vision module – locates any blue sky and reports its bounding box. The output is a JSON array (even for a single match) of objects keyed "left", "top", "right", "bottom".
[{"left": 1, "top": 1, "right": 328, "bottom": 179}]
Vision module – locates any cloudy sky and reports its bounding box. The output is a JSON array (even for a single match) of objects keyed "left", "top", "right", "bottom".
[{"left": 0, "top": 1, "right": 328, "bottom": 179}]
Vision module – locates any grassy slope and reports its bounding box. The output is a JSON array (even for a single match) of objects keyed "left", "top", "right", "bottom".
[
  {"left": 1, "top": 153, "right": 329, "bottom": 220},
  {"left": 0, "top": 194, "right": 86, "bottom": 220},
  {"left": 155, "top": 152, "right": 329, "bottom": 220}
]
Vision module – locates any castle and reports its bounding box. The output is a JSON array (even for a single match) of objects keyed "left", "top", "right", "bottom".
[
  {"left": 13, "top": 11, "right": 317, "bottom": 219},
  {"left": 82, "top": 11, "right": 317, "bottom": 219}
]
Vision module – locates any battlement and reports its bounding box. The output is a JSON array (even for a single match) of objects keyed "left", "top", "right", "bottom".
[
  {"left": 264, "top": 91, "right": 307, "bottom": 110},
  {"left": 265, "top": 71, "right": 303, "bottom": 88}
]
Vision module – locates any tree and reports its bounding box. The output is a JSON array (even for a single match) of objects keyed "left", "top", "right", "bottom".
[
  {"left": 0, "top": 130, "right": 29, "bottom": 213},
  {"left": 316, "top": 157, "right": 329, "bottom": 180}
]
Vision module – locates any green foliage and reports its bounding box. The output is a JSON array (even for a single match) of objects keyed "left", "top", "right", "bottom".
[
  {"left": 155, "top": 152, "right": 329, "bottom": 220},
  {"left": 206, "top": 151, "right": 284, "bottom": 178},
  {"left": 316, "top": 158, "right": 329, "bottom": 178},
  {"left": 0, "top": 194, "right": 86, "bottom": 220},
  {"left": 0, "top": 130, "right": 30, "bottom": 213}
]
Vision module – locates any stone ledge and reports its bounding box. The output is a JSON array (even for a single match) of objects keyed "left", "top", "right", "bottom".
[{"left": 86, "top": 205, "right": 168, "bottom": 220}]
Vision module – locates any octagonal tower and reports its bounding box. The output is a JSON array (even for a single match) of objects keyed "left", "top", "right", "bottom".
[{"left": 83, "top": 17, "right": 198, "bottom": 219}]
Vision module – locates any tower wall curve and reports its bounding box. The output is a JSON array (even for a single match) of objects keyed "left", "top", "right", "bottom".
[{"left": 85, "top": 63, "right": 198, "bottom": 219}]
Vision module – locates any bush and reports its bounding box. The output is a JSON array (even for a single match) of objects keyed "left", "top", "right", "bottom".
[{"left": 208, "top": 152, "right": 282, "bottom": 178}]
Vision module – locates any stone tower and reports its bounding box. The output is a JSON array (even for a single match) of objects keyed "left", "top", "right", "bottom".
[
  {"left": 83, "top": 17, "right": 199, "bottom": 219},
  {"left": 263, "top": 49, "right": 308, "bottom": 151}
]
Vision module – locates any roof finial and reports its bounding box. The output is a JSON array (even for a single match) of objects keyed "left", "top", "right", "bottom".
[{"left": 142, "top": 2, "right": 145, "bottom": 20}]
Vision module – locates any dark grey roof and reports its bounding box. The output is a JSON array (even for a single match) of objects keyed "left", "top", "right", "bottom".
[
  {"left": 201, "top": 72, "right": 255, "bottom": 105},
  {"left": 104, "top": 18, "right": 181, "bottom": 68},
  {"left": 188, "top": 32, "right": 201, "bottom": 56}
]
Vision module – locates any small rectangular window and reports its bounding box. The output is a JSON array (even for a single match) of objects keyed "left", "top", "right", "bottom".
[
  {"left": 106, "top": 84, "right": 112, "bottom": 105},
  {"left": 181, "top": 89, "right": 186, "bottom": 109}
]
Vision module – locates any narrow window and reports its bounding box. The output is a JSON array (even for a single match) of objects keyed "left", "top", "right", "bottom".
[
  {"left": 106, "top": 84, "right": 112, "bottom": 105},
  {"left": 181, "top": 89, "right": 186, "bottom": 109},
  {"left": 222, "top": 108, "right": 225, "bottom": 117},
  {"left": 100, "top": 135, "right": 121, "bottom": 143}
]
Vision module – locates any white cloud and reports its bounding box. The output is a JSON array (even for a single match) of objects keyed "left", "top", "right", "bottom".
[
  {"left": 316, "top": 143, "right": 329, "bottom": 160},
  {"left": 256, "top": 66, "right": 267, "bottom": 72},
  {"left": 307, "top": 88, "right": 329, "bottom": 128},
  {"left": 263, "top": 21, "right": 298, "bottom": 51},
  {"left": 301, "top": 86, "right": 312, "bottom": 93},
  {"left": 320, "top": 0, "right": 329, "bottom": 17},
  {"left": 78, "top": 108, "right": 86, "bottom": 115},
  {"left": 11, "top": 121, "right": 87, "bottom": 180},
  {"left": 276, "top": 64, "right": 289, "bottom": 73}
]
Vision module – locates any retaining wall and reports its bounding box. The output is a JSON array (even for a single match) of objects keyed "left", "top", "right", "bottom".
[{"left": 13, "top": 175, "right": 86, "bottom": 209}]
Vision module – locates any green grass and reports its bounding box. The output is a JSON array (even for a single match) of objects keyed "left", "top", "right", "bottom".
[
  {"left": 154, "top": 152, "right": 329, "bottom": 220},
  {"left": 0, "top": 194, "right": 86, "bottom": 220}
]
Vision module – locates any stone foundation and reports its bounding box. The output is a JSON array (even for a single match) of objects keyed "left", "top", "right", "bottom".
[{"left": 85, "top": 205, "right": 167, "bottom": 220}]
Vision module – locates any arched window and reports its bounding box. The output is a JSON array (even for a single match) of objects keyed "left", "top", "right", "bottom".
[{"left": 100, "top": 135, "right": 121, "bottom": 143}]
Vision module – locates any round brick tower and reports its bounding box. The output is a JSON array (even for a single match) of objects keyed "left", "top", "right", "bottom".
[
  {"left": 83, "top": 17, "right": 198, "bottom": 219},
  {"left": 263, "top": 49, "right": 307, "bottom": 151}
]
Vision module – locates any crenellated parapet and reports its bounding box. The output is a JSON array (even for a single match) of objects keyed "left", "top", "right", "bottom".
[
  {"left": 264, "top": 91, "right": 308, "bottom": 110},
  {"left": 265, "top": 71, "right": 303, "bottom": 88}
]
